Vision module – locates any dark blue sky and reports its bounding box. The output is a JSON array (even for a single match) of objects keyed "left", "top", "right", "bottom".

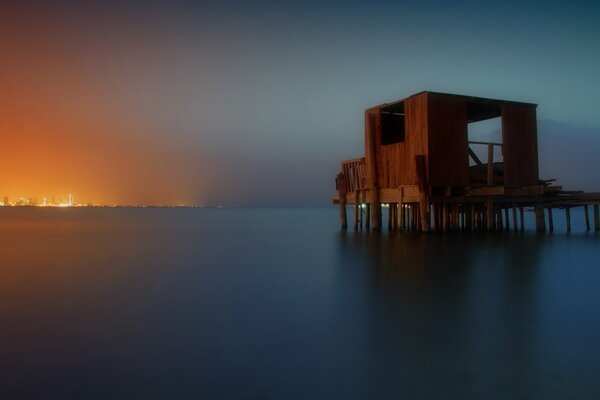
[{"left": 1, "top": 1, "right": 599, "bottom": 205}]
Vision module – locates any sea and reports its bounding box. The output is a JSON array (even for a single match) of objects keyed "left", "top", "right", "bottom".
[{"left": 1, "top": 207, "right": 599, "bottom": 399}]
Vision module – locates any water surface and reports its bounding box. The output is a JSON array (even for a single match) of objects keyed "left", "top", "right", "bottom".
[{"left": 1, "top": 207, "right": 599, "bottom": 399}]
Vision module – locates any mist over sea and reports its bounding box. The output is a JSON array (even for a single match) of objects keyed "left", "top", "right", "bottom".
[{"left": 1, "top": 207, "right": 599, "bottom": 399}]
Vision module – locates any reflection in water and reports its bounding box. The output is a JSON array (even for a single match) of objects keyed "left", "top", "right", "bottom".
[
  {"left": 0, "top": 208, "right": 599, "bottom": 399},
  {"left": 336, "top": 231, "right": 599, "bottom": 399}
]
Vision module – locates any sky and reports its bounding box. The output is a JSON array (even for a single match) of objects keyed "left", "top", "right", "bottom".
[{"left": 1, "top": 0, "right": 599, "bottom": 206}]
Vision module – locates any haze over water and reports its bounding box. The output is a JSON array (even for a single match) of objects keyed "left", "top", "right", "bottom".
[{"left": 1, "top": 207, "right": 599, "bottom": 399}]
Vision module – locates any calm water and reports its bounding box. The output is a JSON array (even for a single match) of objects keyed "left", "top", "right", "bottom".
[{"left": 1, "top": 207, "right": 599, "bottom": 399}]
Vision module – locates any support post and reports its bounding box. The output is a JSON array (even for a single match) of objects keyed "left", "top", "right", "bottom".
[
  {"left": 519, "top": 207, "right": 525, "bottom": 231},
  {"left": 566, "top": 207, "right": 571, "bottom": 232},
  {"left": 512, "top": 203, "right": 518, "bottom": 232},
  {"left": 487, "top": 143, "right": 494, "bottom": 186},
  {"left": 353, "top": 191, "right": 359, "bottom": 230},
  {"left": 547, "top": 206, "right": 554, "bottom": 232},
  {"left": 336, "top": 173, "right": 347, "bottom": 230},
  {"left": 535, "top": 203, "right": 546, "bottom": 232},
  {"left": 594, "top": 205, "right": 599, "bottom": 232},
  {"left": 415, "top": 155, "right": 430, "bottom": 232},
  {"left": 584, "top": 205, "right": 590, "bottom": 231},
  {"left": 486, "top": 198, "right": 494, "bottom": 230},
  {"left": 365, "top": 112, "right": 381, "bottom": 231}
]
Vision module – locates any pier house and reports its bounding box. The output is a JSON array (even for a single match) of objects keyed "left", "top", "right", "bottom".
[{"left": 334, "top": 91, "right": 600, "bottom": 232}]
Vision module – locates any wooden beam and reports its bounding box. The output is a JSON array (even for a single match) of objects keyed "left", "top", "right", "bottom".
[{"left": 468, "top": 147, "right": 482, "bottom": 165}]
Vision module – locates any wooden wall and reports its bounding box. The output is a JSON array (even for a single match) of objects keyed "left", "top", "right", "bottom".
[
  {"left": 502, "top": 104, "right": 538, "bottom": 187},
  {"left": 370, "top": 92, "right": 429, "bottom": 189},
  {"left": 427, "top": 94, "right": 469, "bottom": 187}
]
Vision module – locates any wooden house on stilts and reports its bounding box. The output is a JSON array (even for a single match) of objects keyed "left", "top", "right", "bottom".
[{"left": 334, "top": 91, "right": 600, "bottom": 232}]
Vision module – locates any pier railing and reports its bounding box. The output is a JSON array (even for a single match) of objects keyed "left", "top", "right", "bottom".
[{"left": 341, "top": 157, "right": 366, "bottom": 193}]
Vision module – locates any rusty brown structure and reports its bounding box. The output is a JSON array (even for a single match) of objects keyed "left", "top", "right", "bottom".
[{"left": 334, "top": 91, "right": 600, "bottom": 232}]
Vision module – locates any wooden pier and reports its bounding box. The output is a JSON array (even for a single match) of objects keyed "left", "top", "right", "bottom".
[{"left": 334, "top": 92, "right": 600, "bottom": 232}]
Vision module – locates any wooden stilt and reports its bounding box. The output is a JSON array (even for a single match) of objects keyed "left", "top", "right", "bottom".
[
  {"left": 584, "top": 205, "right": 590, "bottom": 231},
  {"left": 486, "top": 198, "right": 494, "bottom": 230},
  {"left": 487, "top": 143, "right": 494, "bottom": 186},
  {"left": 566, "top": 207, "right": 571, "bottom": 232},
  {"left": 535, "top": 203, "right": 546, "bottom": 232},
  {"left": 512, "top": 203, "right": 518, "bottom": 232},
  {"left": 388, "top": 204, "right": 393, "bottom": 231},
  {"left": 497, "top": 207, "right": 503, "bottom": 231},
  {"left": 415, "top": 155, "right": 430, "bottom": 232},
  {"left": 504, "top": 208, "right": 510, "bottom": 231},
  {"left": 353, "top": 191, "right": 359, "bottom": 230},
  {"left": 519, "top": 207, "right": 525, "bottom": 231},
  {"left": 594, "top": 205, "right": 599, "bottom": 232},
  {"left": 547, "top": 206, "right": 554, "bottom": 232},
  {"left": 365, "top": 203, "right": 371, "bottom": 230},
  {"left": 443, "top": 202, "right": 449, "bottom": 232},
  {"left": 336, "top": 173, "right": 347, "bottom": 230}
]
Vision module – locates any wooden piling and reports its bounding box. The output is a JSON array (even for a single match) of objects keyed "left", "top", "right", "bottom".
[
  {"left": 565, "top": 207, "right": 571, "bottom": 232},
  {"left": 512, "top": 203, "right": 518, "bottom": 232},
  {"left": 415, "top": 155, "right": 430, "bottom": 232},
  {"left": 353, "top": 191, "right": 359, "bottom": 230},
  {"left": 504, "top": 208, "right": 510, "bottom": 231},
  {"left": 594, "top": 205, "right": 599, "bottom": 231},
  {"left": 547, "top": 206, "right": 554, "bottom": 232},
  {"left": 535, "top": 203, "right": 546, "bottom": 232},
  {"left": 336, "top": 173, "right": 347, "bottom": 230},
  {"left": 519, "top": 207, "right": 525, "bottom": 231},
  {"left": 487, "top": 143, "right": 494, "bottom": 186},
  {"left": 584, "top": 205, "right": 590, "bottom": 231},
  {"left": 486, "top": 198, "right": 494, "bottom": 230}
]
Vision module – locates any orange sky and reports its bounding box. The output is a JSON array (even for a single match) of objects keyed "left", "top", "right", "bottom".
[{"left": 0, "top": 12, "right": 207, "bottom": 205}]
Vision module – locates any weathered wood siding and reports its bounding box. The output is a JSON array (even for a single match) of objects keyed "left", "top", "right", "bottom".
[
  {"left": 501, "top": 104, "right": 538, "bottom": 187},
  {"left": 427, "top": 94, "right": 469, "bottom": 187},
  {"left": 372, "top": 92, "right": 429, "bottom": 189},
  {"left": 364, "top": 109, "right": 379, "bottom": 191}
]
